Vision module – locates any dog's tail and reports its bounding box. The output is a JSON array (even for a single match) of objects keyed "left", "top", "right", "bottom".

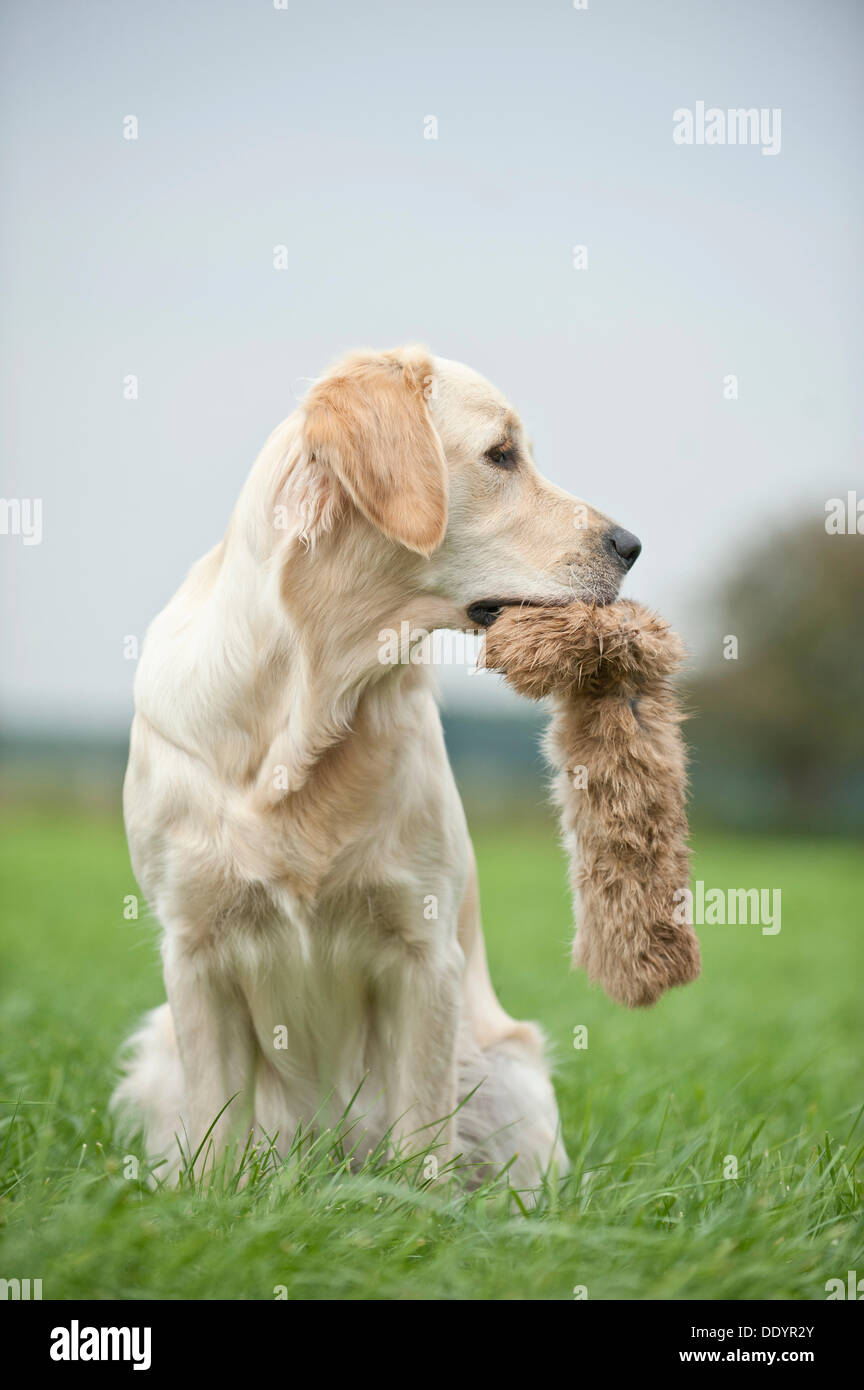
[{"left": 110, "top": 1003, "right": 185, "bottom": 1181}]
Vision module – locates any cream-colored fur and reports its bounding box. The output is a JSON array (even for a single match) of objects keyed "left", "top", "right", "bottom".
[{"left": 113, "top": 346, "right": 632, "bottom": 1190}]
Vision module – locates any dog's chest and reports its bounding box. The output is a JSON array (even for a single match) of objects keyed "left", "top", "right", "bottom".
[{"left": 234, "top": 869, "right": 465, "bottom": 1089}]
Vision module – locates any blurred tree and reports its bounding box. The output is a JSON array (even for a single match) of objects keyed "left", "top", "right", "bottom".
[{"left": 686, "top": 519, "right": 864, "bottom": 832}]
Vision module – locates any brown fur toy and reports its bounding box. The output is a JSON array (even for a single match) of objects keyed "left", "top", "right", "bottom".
[{"left": 482, "top": 599, "right": 701, "bottom": 1008}]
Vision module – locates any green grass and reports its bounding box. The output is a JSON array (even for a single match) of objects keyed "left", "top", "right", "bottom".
[{"left": 1, "top": 808, "right": 862, "bottom": 1300}]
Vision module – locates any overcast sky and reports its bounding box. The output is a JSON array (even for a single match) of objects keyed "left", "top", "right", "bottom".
[{"left": 2, "top": 0, "right": 862, "bottom": 729}]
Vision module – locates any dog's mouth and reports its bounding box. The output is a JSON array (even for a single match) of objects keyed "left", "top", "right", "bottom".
[
  {"left": 467, "top": 588, "right": 616, "bottom": 628},
  {"left": 466, "top": 597, "right": 570, "bottom": 628}
]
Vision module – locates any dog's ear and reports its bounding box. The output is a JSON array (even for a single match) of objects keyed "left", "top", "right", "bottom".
[{"left": 302, "top": 347, "right": 447, "bottom": 556}]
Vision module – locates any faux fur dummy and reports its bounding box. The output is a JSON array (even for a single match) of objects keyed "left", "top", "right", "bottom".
[{"left": 483, "top": 599, "right": 701, "bottom": 1008}]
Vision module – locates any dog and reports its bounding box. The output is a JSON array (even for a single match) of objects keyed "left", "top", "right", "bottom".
[{"left": 113, "top": 345, "right": 643, "bottom": 1188}]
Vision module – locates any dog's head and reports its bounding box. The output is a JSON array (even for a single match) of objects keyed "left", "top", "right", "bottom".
[{"left": 297, "top": 345, "right": 640, "bottom": 631}]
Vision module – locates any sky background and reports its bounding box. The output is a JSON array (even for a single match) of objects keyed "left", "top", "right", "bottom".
[{"left": 2, "top": 0, "right": 862, "bottom": 729}]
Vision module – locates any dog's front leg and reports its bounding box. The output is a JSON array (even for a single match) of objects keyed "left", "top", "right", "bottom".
[
  {"left": 375, "top": 939, "right": 463, "bottom": 1176},
  {"left": 162, "top": 939, "right": 256, "bottom": 1178}
]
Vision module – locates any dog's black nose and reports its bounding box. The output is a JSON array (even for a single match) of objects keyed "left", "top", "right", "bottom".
[{"left": 607, "top": 527, "right": 642, "bottom": 570}]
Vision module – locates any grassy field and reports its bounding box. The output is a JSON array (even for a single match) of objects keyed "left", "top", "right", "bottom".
[{"left": 0, "top": 807, "right": 861, "bottom": 1301}]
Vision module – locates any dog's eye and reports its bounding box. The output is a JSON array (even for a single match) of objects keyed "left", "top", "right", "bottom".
[{"left": 485, "top": 442, "right": 517, "bottom": 470}]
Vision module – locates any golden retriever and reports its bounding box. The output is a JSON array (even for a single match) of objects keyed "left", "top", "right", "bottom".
[{"left": 114, "top": 346, "right": 642, "bottom": 1189}]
